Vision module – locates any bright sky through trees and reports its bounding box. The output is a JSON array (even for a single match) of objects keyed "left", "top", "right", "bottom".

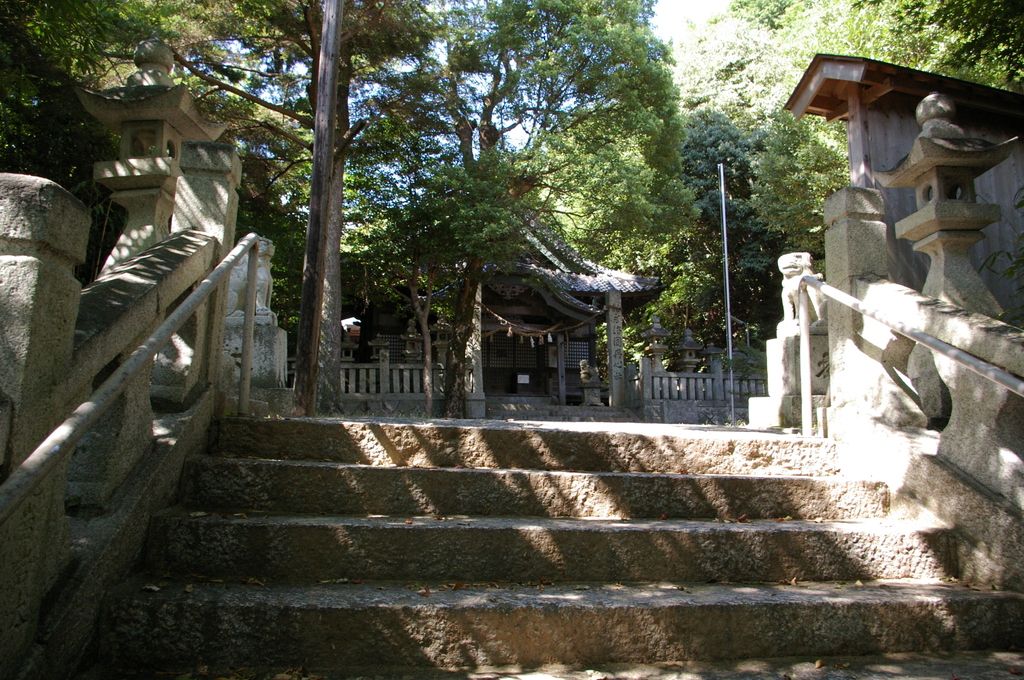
[{"left": 652, "top": 0, "right": 730, "bottom": 43}]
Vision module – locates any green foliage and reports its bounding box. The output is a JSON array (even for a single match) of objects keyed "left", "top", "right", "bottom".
[
  {"left": 0, "top": 0, "right": 133, "bottom": 284},
  {"left": 863, "top": 0, "right": 1024, "bottom": 84}
]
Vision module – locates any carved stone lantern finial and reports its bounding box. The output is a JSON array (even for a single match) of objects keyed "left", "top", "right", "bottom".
[{"left": 875, "top": 92, "right": 1016, "bottom": 317}]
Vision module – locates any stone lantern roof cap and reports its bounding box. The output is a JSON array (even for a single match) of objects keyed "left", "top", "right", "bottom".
[
  {"left": 701, "top": 343, "right": 725, "bottom": 356},
  {"left": 876, "top": 93, "right": 1017, "bottom": 188},
  {"left": 75, "top": 38, "right": 225, "bottom": 143},
  {"left": 675, "top": 328, "right": 703, "bottom": 352}
]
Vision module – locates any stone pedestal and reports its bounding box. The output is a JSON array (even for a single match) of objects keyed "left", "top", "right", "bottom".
[
  {"left": 749, "top": 329, "right": 829, "bottom": 429},
  {"left": 222, "top": 312, "right": 288, "bottom": 390}
]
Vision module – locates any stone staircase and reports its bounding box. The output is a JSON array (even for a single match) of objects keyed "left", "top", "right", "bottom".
[{"left": 98, "top": 417, "right": 1024, "bottom": 672}]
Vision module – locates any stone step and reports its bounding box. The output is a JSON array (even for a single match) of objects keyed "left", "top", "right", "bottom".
[
  {"left": 146, "top": 511, "right": 953, "bottom": 584},
  {"left": 213, "top": 416, "right": 839, "bottom": 476},
  {"left": 101, "top": 578, "right": 1024, "bottom": 670},
  {"left": 181, "top": 456, "right": 889, "bottom": 520}
]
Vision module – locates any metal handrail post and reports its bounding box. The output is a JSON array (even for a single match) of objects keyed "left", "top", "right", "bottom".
[
  {"left": 237, "top": 238, "right": 259, "bottom": 415},
  {"left": 0, "top": 232, "right": 260, "bottom": 527},
  {"left": 799, "top": 281, "right": 813, "bottom": 437}
]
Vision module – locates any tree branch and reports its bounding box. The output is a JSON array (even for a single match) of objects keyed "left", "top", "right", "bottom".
[{"left": 171, "top": 48, "right": 315, "bottom": 128}]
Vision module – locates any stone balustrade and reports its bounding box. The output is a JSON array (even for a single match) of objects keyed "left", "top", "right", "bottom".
[{"left": 0, "top": 38, "right": 246, "bottom": 678}]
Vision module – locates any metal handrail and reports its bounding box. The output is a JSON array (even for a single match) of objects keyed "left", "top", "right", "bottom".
[
  {"left": 798, "top": 274, "right": 1024, "bottom": 437},
  {"left": 0, "top": 232, "right": 261, "bottom": 526}
]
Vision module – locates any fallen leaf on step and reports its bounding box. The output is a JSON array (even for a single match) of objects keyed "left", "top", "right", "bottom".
[
  {"left": 350, "top": 578, "right": 363, "bottom": 584},
  {"left": 452, "top": 582, "right": 468, "bottom": 590},
  {"left": 737, "top": 514, "right": 748, "bottom": 523},
  {"left": 1010, "top": 669, "right": 1022, "bottom": 676},
  {"left": 188, "top": 511, "right": 209, "bottom": 518},
  {"left": 185, "top": 583, "right": 194, "bottom": 593},
  {"left": 951, "top": 675, "right": 961, "bottom": 680},
  {"left": 418, "top": 586, "right": 430, "bottom": 597},
  {"left": 405, "top": 519, "right": 414, "bottom": 524},
  {"left": 776, "top": 516, "right": 792, "bottom": 522},
  {"left": 814, "top": 660, "right": 824, "bottom": 669},
  {"left": 835, "top": 663, "right": 850, "bottom": 669},
  {"left": 659, "top": 514, "right": 668, "bottom": 521},
  {"left": 242, "top": 578, "right": 264, "bottom": 586},
  {"left": 232, "top": 513, "right": 248, "bottom": 519},
  {"left": 855, "top": 580, "right": 864, "bottom": 586},
  {"left": 791, "top": 578, "right": 799, "bottom": 586},
  {"left": 209, "top": 579, "right": 224, "bottom": 583},
  {"left": 677, "top": 468, "right": 690, "bottom": 475},
  {"left": 540, "top": 577, "right": 553, "bottom": 585},
  {"left": 142, "top": 584, "right": 161, "bottom": 592},
  {"left": 454, "top": 464, "right": 465, "bottom": 469}
]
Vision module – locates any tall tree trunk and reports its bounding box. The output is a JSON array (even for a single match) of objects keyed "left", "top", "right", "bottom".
[
  {"left": 317, "top": 154, "right": 347, "bottom": 414},
  {"left": 443, "top": 263, "right": 482, "bottom": 417},
  {"left": 316, "top": 46, "right": 353, "bottom": 414}
]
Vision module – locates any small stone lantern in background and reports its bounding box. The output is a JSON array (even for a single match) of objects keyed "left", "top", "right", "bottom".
[
  {"left": 431, "top": 319, "right": 452, "bottom": 367},
  {"left": 676, "top": 329, "right": 704, "bottom": 372},
  {"left": 368, "top": 337, "right": 389, "bottom": 362},
  {"left": 642, "top": 316, "right": 671, "bottom": 373},
  {"left": 401, "top": 319, "right": 423, "bottom": 361},
  {"left": 339, "top": 329, "right": 358, "bottom": 363}
]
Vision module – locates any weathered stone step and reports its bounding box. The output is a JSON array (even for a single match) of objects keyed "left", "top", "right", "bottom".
[
  {"left": 101, "top": 578, "right": 1024, "bottom": 670},
  {"left": 181, "top": 456, "right": 889, "bottom": 520},
  {"left": 147, "top": 511, "right": 953, "bottom": 583},
  {"left": 213, "top": 416, "right": 839, "bottom": 476}
]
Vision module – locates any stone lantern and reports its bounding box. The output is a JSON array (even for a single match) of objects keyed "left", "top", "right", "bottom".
[
  {"left": 401, "top": 319, "right": 423, "bottom": 361},
  {"left": 431, "top": 319, "right": 452, "bottom": 367},
  {"left": 339, "top": 329, "right": 358, "bottom": 363},
  {"left": 368, "top": 337, "right": 389, "bottom": 362},
  {"left": 876, "top": 93, "right": 1016, "bottom": 424},
  {"left": 641, "top": 316, "right": 671, "bottom": 373},
  {"left": 876, "top": 93, "right": 1013, "bottom": 317},
  {"left": 676, "top": 329, "right": 704, "bottom": 372},
  {"left": 77, "top": 38, "right": 225, "bottom": 274}
]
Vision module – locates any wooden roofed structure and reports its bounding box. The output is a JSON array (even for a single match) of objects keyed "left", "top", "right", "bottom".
[{"left": 786, "top": 55, "right": 1024, "bottom": 309}]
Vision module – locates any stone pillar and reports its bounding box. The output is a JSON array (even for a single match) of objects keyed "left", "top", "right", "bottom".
[
  {"left": 162, "top": 141, "right": 241, "bottom": 408},
  {"left": 0, "top": 174, "right": 88, "bottom": 670},
  {"left": 465, "top": 283, "right": 486, "bottom": 418},
  {"left": 605, "top": 289, "right": 624, "bottom": 407},
  {"left": 822, "top": 187, "right": 926, "bottom": 439}
]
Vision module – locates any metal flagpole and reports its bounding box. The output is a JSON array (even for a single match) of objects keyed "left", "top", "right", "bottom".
[{"left": 718, "top": 163, "right": 736, "bottom": 424}]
